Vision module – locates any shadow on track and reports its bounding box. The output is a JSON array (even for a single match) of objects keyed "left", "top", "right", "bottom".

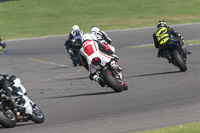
[
  {"left": 48, "top": 66, "right": 71, "bottom": 69},
  {"left": 0, "top": 123, "right": 34, "bottom": 129},
  {"left": 126, "top": 70, "right": 181, "bottom": 78},
  {"left": 45, "top": 91, "right": 115, "bottom": 99}
]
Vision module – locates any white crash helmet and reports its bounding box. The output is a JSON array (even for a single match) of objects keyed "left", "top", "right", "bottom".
[
  {"left": 157, "top": 20, "right": 166, "bottom": 28},
  {"left": 13, "top": 77, "right": 22, "bottom": 86},
  {"left": 91, "top": 26, "right": 100, "bottom": 32},
  {"left": 82, "top": 33, "right": 92, "bottom": 41},
  {"left": 90, "top": 33, "right": 97, "bottom": 40},
  {"left": 72, "top": 25, "right": 80, "bottom": 30}
]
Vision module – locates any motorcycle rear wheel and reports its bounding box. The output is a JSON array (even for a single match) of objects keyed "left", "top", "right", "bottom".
[
  {"left": 101, "top": 69, "right": 123, "bottom": 93},
  {"left": 0, "top": 110, "right": 17, "bottom": 128}
]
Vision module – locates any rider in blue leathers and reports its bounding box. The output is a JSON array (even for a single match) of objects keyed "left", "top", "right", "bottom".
[
  {"left": 64, "top": 25, "right": 84, "bottom": 66},
  {"left": 64, "top": 25, "right": 83, "bottom": 51}
]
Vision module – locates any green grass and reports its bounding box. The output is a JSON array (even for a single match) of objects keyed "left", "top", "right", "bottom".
[
  {"left": 136, "top": 121, "right": 200, "bottom": 133},
  {"left": 1, "top": 0, "right": 200, "bottom": 40},
  {"left": 185, "top": 40, "right": 200, "bottom": 45}
]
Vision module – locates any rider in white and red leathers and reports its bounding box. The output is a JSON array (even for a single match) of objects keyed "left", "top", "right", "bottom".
[{"left": 80, "top": 33, "right": 121, "bottom": 87}]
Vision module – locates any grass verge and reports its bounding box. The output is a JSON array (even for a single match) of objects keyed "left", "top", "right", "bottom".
[
  {"left": 0, "top": 0, "right": 200, "bottom": 40},
  {"left": 136, "top": 121, "right": 200, "bottom": 133}
]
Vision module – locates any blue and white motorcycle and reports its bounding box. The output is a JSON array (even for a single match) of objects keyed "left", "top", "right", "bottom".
[
  {"left": 68, "top": 30, "right": 83, "bottom": 67},
  {"left": 0, "top": 74, "right": 44, "bottom": 128}
]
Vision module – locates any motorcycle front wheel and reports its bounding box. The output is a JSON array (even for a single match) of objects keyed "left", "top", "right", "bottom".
[
  {"left": 31, "top": 106, "right": 44, "bottom": 123},
  {"left": 122, "top": 81, "right": 128, "bottom": 91}
]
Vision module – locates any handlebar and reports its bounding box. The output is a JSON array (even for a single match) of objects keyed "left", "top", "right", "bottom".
[{"left": 0, "top": 74, "right": 8, "bottom": 80}]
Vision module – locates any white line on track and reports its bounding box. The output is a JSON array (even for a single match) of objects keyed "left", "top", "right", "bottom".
[
  {"left": 27, "top": 58, "right": 68, "bottom": 67},
  {"left": 25, "top": 58, "right": 83, "bottom": 85}
]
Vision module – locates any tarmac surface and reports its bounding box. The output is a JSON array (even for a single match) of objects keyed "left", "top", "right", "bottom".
[{"left": 0, "top": 23, "right": 200, "bottom": 133}]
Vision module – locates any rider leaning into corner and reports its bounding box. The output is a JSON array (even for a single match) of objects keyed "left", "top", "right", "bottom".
[
  {"left": 0, "top": 36, "right": 6, "bottom": 53},
  {"left": 153, "top": 20, "right": 192, "bottom": 62},
  {"left": 0, "top": 75, "right": 35, "bottom": 114},
  {"left": 90, "top": 26, "right": 112, "bottom": 44},
  {"left": 64, "top": 25, "right": 84, "bottom": 58},
  {"left": 80, "top": 33, "right": 122, "bottom": 87},
  {"left": 90, "top": 26, "right": 117, "bottom": 55}
]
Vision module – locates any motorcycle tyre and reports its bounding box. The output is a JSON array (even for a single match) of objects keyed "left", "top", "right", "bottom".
[
  {"left": 122, "top": 82, "right": 128, "bottom": 91},
  {"left": 101, "top": 69, "right": 123, "bottom": 93},
  {"left": 0, "top": 110, "right": 17, "bottom": 128},
  {"left": 172, "top": 50, "right": 187, "bottom": 72},
  {"left": 72, "top": 59, "right": 77, "bottom": 67},
  {"left": 31, "top": 106, "right": 44, "bottom": 123}
]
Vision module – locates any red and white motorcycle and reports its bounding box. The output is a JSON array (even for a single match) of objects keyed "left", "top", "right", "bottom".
[{"left": 81, "top": 34, "right": 128, "bottom": 93}]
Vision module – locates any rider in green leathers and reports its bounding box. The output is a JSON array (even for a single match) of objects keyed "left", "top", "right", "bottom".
[{"left": 153, "top": 20, "right": 191, "bottom": 62}]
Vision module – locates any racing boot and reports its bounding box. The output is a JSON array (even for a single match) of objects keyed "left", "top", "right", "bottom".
[
  {"left": 181, "top": 45, "right": 192, "bottom": 55},
  {"left": 179, "top": 39, "right": 192, "bottom": 55},
  {"left": 93, "top": 75, "right": 106, "bottom": 87},
  {"left": 185, "top": 50, "right": 192, "bottom": 55},
  {"left": 97, "top": 78, "right": 106, "bottom": 87},
  {"left": 157, "top": 53, "right": 172, "bottom": 63},
  {"left": 110, "top": 61, "right": 122, "bottom": 72},
  {"left": 157, "top": 50, "right": 172, "bottom": 63}
]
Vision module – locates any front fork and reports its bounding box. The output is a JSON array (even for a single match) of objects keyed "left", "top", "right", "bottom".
[
  {"left": 177, "top": 42, "right": 187, "bottom": 63},
  {"left": 16, "top": 92, "right": 35, "bottom": 115},
  {"left": 22, "top": 95, "right": 34, "bottom": 115},
  {"left": 110, "top": 69, "right": 124, "bottom": 84}
]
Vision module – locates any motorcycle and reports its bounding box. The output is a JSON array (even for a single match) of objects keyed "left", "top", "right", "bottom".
[
  {"left": 165, "top": 38, "right": 187, "bottom": 72},
  {"left": 91, "top": 57, "right": 128, "bottom": 93},
  {"left": 0, "top": 37, "right": 6, "bottom": 53},
  {"left": 69, "top": 31, "right": 83, "bottom": 67},
  {"left": 0, "top": 74, "right": 44, "bottom": 128}
]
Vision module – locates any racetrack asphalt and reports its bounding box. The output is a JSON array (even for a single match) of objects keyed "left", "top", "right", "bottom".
[{"left": 0, "top": 23, "right": 200, "bottom": 133}]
